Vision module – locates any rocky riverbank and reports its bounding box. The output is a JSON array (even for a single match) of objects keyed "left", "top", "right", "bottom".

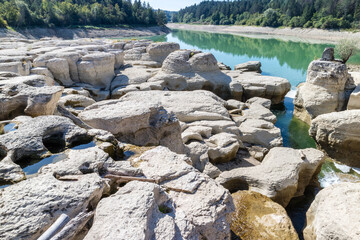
[
  {"left": 0, "top": 37, "right": 359, "bottom": 239},
  {"left": 0, "top": 25, "right": 170, "bottom": 39}
]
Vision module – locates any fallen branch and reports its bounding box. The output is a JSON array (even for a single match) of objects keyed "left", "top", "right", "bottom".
[
  {"left": 51, "top": 211, "right": 94, "bottom": 240},
  {"left": 104, "top": 174, "right": 158, "bottom": 183},
  {"left": 57, "top": 105, "right": 93, "bottom": 130}
]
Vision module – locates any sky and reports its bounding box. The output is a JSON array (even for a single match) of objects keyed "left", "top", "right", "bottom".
[{"left": 145, "top": 0, "right": 204, "bottom": 11}]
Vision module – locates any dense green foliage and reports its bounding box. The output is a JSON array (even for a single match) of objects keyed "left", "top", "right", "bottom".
[
  {"left": 0, "top": 0, "right": 167, "bottom": 28},
  {"left": 173, "top": 0, "right": 360, "bottom": 29}
]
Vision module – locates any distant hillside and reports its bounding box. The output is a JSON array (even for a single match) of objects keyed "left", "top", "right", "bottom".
[
  {"left": 0, "top": 0, "right": 167, "bottom": 28},
  {"left": 172, "top": 0, "right": 360, "bottom": 29}
]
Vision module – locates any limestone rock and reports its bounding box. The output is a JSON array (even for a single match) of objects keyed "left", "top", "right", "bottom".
[
  {"left": 0, "top": 115, "right": 89, "bottom": 182},
  {"left": 231, "top": 191, "right": 299, "bottom": 240},
  {"left": 218, "top": 62, "right": 231, "bottom": 70},
  {"left": 77, "top": 52, "right": 115, "bottom": 89},
  {"left": 294, "top": 60, "right": 353, "bottom": 124},
  {"left": 235, "top": 61, "right": 262, "bottom": 73},
  {"left": 347, "top": 84, "right": 360, "bottom": 110},
  {"left": 0, "top": 74, "right": 63, "bottom": 120},
  {"left": 303, "top": 183, "right": 360, "bottom": 240},
  {"left": 0, "top": 173, "right": 109, "bottom": 240},
  {"left": 79, "top": 98, "right": 184, "bottom": 154},
  {"left": 226, "top": 71, "right": 290, "bottom": 104},
  {"left": 58, "top": 94, "right": 96, "bottom": 115},
  {"left": 216, "top": 147, "right": 325, "bottom": 207},
  {"left": 309, "top": 110, "right": 360, "bottom": 167},
  {"left": 206, "top": 133, "right": 241, "bottom": 164},
  {"left": 239, "top": 119, "right": 282, "bottom": 148}
]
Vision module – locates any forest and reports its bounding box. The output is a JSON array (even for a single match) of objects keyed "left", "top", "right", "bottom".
[
  {"left": 0, "top": 0, "right": 167, "bottom": 28},
  {"left": 172, "top": 0, "right": 360, "bottom": 29}
]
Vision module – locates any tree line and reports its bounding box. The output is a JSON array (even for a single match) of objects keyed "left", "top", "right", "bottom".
[
  {"left": 0, "top": 0, "right": 167, "bottom": 28},
  {"left": 172, "top": 0, "right": 360, "bottom": 29}
]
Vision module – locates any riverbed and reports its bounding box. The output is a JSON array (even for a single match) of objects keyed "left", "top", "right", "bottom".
[{"left": 143, "top": 29, "right": 360, "bottom": 238}]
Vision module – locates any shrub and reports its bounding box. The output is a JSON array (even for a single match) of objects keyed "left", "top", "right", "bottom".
[
  {"left": 335, "top": 39, "right": 359, "bottom": 63},
  {"left": 0, "top": 16, "right": 7, "bottom": 28}
]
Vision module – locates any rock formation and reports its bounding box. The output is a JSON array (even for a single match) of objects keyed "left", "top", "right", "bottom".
[
  {"left": 216, "top": 147, "right": 325, "bottom": 207},
  {"left": 309, "top": 110, "right": 360, "bottom": 167},
  {"left": 231, "top": 191, "right": 299, "bottom": 240},
  {"left": 303, "top": 183, "right": 360, "bottom": 240},
  {"left": 294, "top": 60, "right": 355, "bottom": 124}
]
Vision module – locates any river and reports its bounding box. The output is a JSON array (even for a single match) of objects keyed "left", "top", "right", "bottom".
[{"left": 144, "top": 29, "right": 360, "bottom": 238}]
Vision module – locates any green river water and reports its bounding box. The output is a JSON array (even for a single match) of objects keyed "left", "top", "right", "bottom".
[{"left": 145, "top": 29, "right": 360, "bottom": 238}]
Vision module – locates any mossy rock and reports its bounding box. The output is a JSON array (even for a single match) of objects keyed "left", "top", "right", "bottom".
[{"left": 231, "top": 191, "right": 299, "bottom": 240}]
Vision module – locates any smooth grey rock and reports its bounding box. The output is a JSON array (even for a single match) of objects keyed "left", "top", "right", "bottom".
[
  {"left": 235, "top": 61, "right": 262, "bottom": 73},
  {"left": 321, "top": 47, "right": 335, "bottom": 61}
]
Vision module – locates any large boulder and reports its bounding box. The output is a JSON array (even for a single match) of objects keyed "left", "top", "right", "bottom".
[
  {"left": 226, "top": 71, "right": 290, "bottom": 104},
  {"left": 294, "top": 60, "right": 355, "bottom": 124},
  {"left": 216, "top": 147, "right": 325, "bottom": 207},
  {"left": 235, "top": 61, "right": 262, "bottom": 73},
  {"left": 231, "top": 191, "right": 299, "bottom": 240},
  {"left": 148, "top": 50, "right": 238, "bottom": 100},
  {"left": 79, "top": 97, "right": 184, "bottom": 154},
  {"left": 309, "top": 110, "right": 360, "bottom": 167},
  {"left": 0, "top": 74, "right": 63, "bottom": 120},
  {"left": 85, "top": 147, "right": 234, "bottom": 240},
  {"left": 0, "top": 173, "right": 109, "bottom": 240},
  {"left": 303, "top": 183, "right": 360, "bottom": 240},
  {"left": 77, "top": 52, "right": 115, "bottom": 89}
]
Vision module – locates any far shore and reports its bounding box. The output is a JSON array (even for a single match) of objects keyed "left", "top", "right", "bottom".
[
  {"left": 167, "top": 23, "right": 360, "bottom": 45},
  {"left": 0, "top": 25, "right": 170, "bottom": 40}
]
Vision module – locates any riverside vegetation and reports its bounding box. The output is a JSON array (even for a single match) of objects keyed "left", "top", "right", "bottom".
[
  {"left": 0, "top": 0, "right": 167, "bottom": 28},
  {"left": 0, "top": 26, "right": 360, "bottom": 240},
  {"left": 172, "top": 0, "right": 360, "bottom": 29}
]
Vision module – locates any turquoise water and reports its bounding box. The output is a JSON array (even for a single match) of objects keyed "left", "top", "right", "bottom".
[{"left": 148, "top": 29, "right": 360, "bottom": 149}]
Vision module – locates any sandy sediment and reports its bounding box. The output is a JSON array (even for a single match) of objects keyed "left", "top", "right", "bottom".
[
  {"left": 167, "top": 23, "right": 360, "bottom": 45},
  {"left": 0, "top": 25, "right": 170, "bottom": 39}
]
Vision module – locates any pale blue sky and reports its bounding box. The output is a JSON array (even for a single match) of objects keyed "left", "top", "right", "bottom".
[{"left": 145, "top": 0, "right": 204, "bottom": 11}]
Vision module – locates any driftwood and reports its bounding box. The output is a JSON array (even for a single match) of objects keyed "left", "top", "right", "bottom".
[
  {"left": 58, "top": 175, "right": 82, "bottom": 181},
  {"left": 104, "top": 174, "right": 158, "bottom": 183},
  {"left": 51, "top": 211, "right": 94, "bottom": 240},
  {"left": 38, "top": 214, "right": 70, "bottom": 240},
  {"left": 57, "top": 105, "right": 93, "bottom": 130}
]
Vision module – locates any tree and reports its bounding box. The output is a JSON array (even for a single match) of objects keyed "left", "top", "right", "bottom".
[{"left": 335, "top": 39, "right": 359, "bottom": 63}]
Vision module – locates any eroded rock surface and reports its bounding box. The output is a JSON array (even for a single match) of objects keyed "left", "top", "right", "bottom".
[
  {"left": 85, "top": 147, "right": 234, "bottom": 240},
  {"left": 231, "top": 191, "right": 299, "bottom": 240},
  {"left": 309, "top": 110, "right": 360, "bottom": 167},
  {"left": 294, "top": 60, "right": 355, "bottom": 124},
  {"left": 216, "top": 147, "right": 325, "bottom": 207},
  {"left": 304, "top": 183, "right": 360, "bottom": 240}
]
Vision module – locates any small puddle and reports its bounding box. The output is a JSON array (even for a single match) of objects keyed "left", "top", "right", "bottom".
[
  {"left": 71, "top": 141, "right": 96, "bottom": 150},
  {"left": 3, "top": 123, "right": 17, "bottom": 133},
  {"left": 0, "top": 184, "right": 11, "bottom": 189},
  {"left": 21, "top": 154, "right": 67, "bottom": 175}
]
